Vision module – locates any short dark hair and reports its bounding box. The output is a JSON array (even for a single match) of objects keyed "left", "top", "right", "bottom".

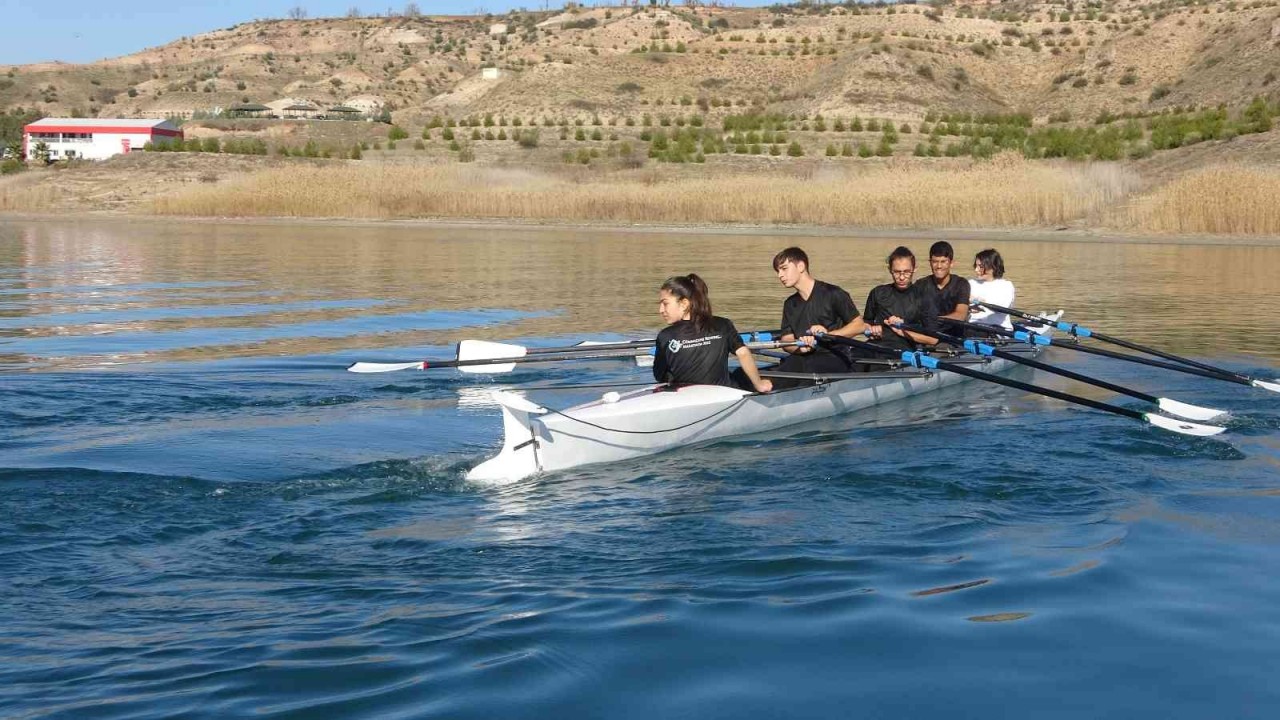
[
  {"left": 886, "top": 246, "right": 916, "bottom": 267},
  {"left": 772, "top": 246, "right": 809, "bottom": 272},
  {"left": 928, "top": 240, "right": 954, "bottom": 260},
  {"left": 974, "top": 248, "right": 1006, "bottom": 279}
]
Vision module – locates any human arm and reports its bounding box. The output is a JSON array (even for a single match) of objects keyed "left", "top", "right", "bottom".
[
  {"left": 779, "top": 304, "right": 814, "bottom": 355},
  {"left": 969, "top": 279, "right": 1015, "bottom": 323},
  {"left": 863, "top": 288, "right": 886, "bottom": 338},
  {"left": 652, "top": 336, "right": 668, "bottom": 382},
  {"left": 881, "top": 315, "right": 939, "bottom": 346},
  {"left": 942, "top": 279, "right": 971, "bottom": 321},
  {"left": 823, "top": 314, "right": 867, "bottom": 339},
  {"left": 733, "top": 346, "right": 773, "bottom": 393}
]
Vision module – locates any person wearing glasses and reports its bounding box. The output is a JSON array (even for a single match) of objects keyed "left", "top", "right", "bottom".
[
  {"left": 864, "top": 246, "right": 940, "bottom": 350},
  {"left": 968, "top": 248, "right": 1016, "bottom": 330}
]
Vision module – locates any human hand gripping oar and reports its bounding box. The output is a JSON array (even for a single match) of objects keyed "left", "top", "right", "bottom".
[
  {"left": 974, "top": 301, "right": 1280, "bottom": 393},
  {"left": 815, "top": 333, "right": 1226, "bottom": 437},
  {"left": 346, "top": 333, "right": 795, "bottom": 374},
  {"left": 896, "top": 323, "right": 1226, "bottom": 422}
]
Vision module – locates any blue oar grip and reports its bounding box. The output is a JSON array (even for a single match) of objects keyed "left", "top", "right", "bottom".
[
  {"left": 1013, "top": 330, "right": 1051, "bottom": 346},
  {"left": 963, "top": 339, "right": 995, "bottom": 356},
  {"left": 1055, "top": 321, "right": 1092, "bottom": 338},
  {"left": 900, "top": 351, "right": 939, "bottom": 369}
]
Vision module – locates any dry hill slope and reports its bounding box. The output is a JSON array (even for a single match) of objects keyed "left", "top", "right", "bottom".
[{"left": 1, "top": 1, "right": 1277, "bottom": 126}]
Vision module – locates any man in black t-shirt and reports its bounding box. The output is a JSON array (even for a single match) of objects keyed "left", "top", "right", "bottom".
[
  {"left": 770, "top": 247, "right": 867, "bottom": 388},
  {"left": 914, "top": 240, "right": 971, "bottom": 325},
  {"left": 864, "top": 246, "right": 940, "bottom": 351}
]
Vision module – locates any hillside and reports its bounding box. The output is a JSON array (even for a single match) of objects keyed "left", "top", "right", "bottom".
[{"left": 2, "top": 0, "right": 1278, "bottom": 127}]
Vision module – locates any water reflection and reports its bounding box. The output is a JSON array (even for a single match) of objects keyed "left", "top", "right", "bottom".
[{"left": 1, "top": 219, "right": 1279, "bottom": 370}]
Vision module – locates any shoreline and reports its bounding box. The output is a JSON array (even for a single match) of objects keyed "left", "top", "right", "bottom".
[{"left": 4, "top": 211, "right": 1279, "bottom": 247}]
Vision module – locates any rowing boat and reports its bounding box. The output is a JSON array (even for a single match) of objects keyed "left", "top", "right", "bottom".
[{"left": 465, "top": 315, "right": 1061, "bottom": 482}]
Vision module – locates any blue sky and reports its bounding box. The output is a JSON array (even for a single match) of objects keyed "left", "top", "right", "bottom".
[{"left": 4, "top": 1, "right": 776, "bottom": 66}]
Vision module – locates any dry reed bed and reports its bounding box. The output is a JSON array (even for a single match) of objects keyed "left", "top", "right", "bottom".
[
  {"left": 1114, "top": 166, "right": 1280, "bottom": 236},
  {"left": 148, "top": 160, "right": 1139, "bottom": 229},
  {"left": 0, "top": 182, "right": 57, "bottom": 212}
]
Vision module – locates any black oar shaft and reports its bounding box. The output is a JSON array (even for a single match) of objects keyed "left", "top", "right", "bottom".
[
  {"left": 933, "top": 359, "right": 1145, "bottom": 421},
  {"left": 988, "top": 349, "right": 1158, "bottom": 404},
  {"left": 943, "top": 318, "right": 1251, "bottom": 386},
  {"left": 523, "top": 340, "right": 649, "bottom": 354},
  {"left": 1079, "top": 330, "right": 1247, "bottom": 381},
  {"left": 974, "top": 301, "right": 1254, "bottom": 383},
  {"left": 915, "top": 325, "right": 1162, "bottom": 405},
  {"left": 520, "top": 329, "right": 784, "bottom": 356},
  {"left": 1060, "top": 342, "right": 1249, "bottom": 385},
  {"left": 431, "top": 349, "right": 652, "bottom": 370},
  {"left": 817, "top": 332, "right": 1147, "bottom": 421}
]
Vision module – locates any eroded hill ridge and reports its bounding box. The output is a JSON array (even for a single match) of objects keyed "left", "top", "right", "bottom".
[{"left": 2, "top": 0, "right": 1279, "bottom": 125}]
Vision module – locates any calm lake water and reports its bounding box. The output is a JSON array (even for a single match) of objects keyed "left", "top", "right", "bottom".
[{"left": 3, "top": 219, "right": 1280, "bottom": 718}]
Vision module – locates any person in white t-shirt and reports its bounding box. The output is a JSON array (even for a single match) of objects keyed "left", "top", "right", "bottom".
[{"left": 968, "top": 248, "right": 1016, "bottom": 330}]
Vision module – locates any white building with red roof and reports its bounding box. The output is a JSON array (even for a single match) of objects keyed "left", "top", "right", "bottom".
[{"left": 23, "top": 118, "right": 184, "bottom": 161}]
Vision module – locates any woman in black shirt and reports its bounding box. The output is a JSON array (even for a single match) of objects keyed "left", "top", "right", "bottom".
[{"left": 653, "top": 274, "right": 772, "bottom": 393}]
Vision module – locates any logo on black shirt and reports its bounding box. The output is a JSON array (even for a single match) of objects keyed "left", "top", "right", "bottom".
[{"left": 667, "top": 339, "right": 684, "bottom": 353}]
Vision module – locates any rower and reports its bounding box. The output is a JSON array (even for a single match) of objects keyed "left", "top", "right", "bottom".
[
  {"left": 968, "top": 248, "right": 1016, "bottom": 330},
  {"left": 653, "top": 274, "right": 773, "bottom": 393},
  {"left": 915, "top": 240, "right": 971, "bottom": 323},
  {"left": 770, "top": 246, "right": 867, "bottom": 387},
  {"left": 864, "top": 246, "right": 940, "bottom": 350}
]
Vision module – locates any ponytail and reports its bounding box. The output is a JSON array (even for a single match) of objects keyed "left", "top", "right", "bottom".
[{"left": 660, "top": 273, "right": 714, "bottom": 331}]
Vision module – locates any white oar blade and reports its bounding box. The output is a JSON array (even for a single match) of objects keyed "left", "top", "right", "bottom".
[
  {"left": 456, "top": 339, "right": 527, "bottom": 374},
  {"left": 1156, "top": 397, "right": 1228, "bottom": 422},
  {"left": 1143, "top": 413, "right": 1226, "bottom": 437},
  {"left": 1252, "top": 378, "right": 1280, "bottom": 393},
  {"left": 347, "top": 361, "right": 424, "bottom": 373},
  {"left": 457, "top": 339, "right": 528, "bottom": 362}
]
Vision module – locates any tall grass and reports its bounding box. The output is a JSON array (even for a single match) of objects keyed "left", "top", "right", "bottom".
[
  {"left": 149, "top": 158, "right": 1139, "bottom": 229},
  {"left": 1114, "top": 166, "right": 1280, "bottom": 236},
  {"left": 0, "top": 182, "right": 57, "bottom": 212}
]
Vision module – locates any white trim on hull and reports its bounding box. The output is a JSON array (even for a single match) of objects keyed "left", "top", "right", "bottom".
[{"left": 466, "top": 347, "right": 1043, "bottom": 483}]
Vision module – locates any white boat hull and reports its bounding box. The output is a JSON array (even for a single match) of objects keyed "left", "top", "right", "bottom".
[{"left": 466, "top": 344, "right": 1047, "bottom": 483}]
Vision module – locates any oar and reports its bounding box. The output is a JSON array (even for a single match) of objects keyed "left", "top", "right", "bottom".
[
  {"left": 899, "top": 323, "right": 1225, "bottom": 421},
  {"left": 457, "top": 329, "right": 783, "bottom": 360},
  {"left": 945, "top": 318, "right": 1274, "bottom": 388},
  {"left": 974, "top": 301, "right": 1280, "bottom": 393},
  {"left": 816, "top": 334, "right": 1225, "bottom": 437},
  {"left": 347, "top": 348, "right": 658, "bottom": 374},
  {"left": 347, "top": 339, "right": 802, "bottom": 374},
  {"left": 761, "top": 369, "right": 933, "bottom": 381}
]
